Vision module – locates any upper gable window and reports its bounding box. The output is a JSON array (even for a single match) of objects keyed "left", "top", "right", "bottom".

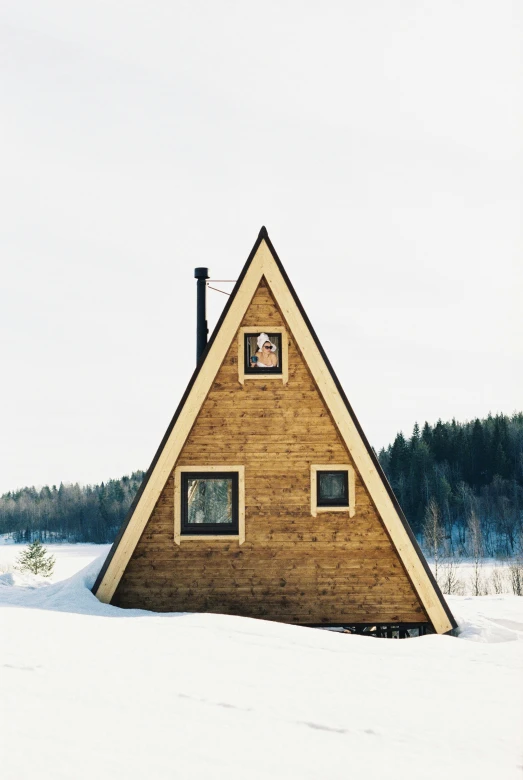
[
  {"left": 237, "top": 326, "right": 288, "bottom": 384},
  {"left": 244, "top": 332, "right": 282, "bottom": 375}
]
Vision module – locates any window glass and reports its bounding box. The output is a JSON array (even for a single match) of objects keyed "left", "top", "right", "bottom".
[
  {"left": 244, "top": 332, "right": 282, "bottom": 373},
  {"left": 181, "top": 472, "right": 239, "bottom": 534},
  {"left": 186, "top": 478, "right": 232, "bottom": 525},
  {"left": 317, "top": 471, "right": 348, "bottom": 506}
]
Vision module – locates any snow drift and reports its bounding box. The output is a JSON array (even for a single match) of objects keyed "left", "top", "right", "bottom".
[{"left": 0, "top": 551, "right": 522, "bottom": 779}]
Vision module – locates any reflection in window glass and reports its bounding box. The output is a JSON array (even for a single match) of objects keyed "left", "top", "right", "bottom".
[
  {"left": 187, "top": 478, "right": 233, "bottom": 525},
  {"left": 318, "top": 471, "right": 348, "bottom": 506}
]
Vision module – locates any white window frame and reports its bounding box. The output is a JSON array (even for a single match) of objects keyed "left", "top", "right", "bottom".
[
  {"left": 174, "top": 465, "right": 245, "bottom": 545},
  {"left": 237, "top": 326, "right": 288, "bottom": 385},
  {"left": 310, "top": 464, "right": 355, "bottom": 518}
]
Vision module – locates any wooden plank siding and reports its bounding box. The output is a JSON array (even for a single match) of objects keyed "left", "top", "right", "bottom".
[{"left": 113, "top": 280, "right": 428, "bottom": 625}]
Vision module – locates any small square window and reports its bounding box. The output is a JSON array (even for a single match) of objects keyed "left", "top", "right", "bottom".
[
  {"left": 310, "top": 465, "right": 355, "bottom": 517},
  {"left": 244, "top": 332, "right": 282, "bottom": 375},
  {"left": 317, "top": 471, "right": 349, "bottom": 507},
  {"left": 181, "top": 472, "right": 239, "bottom": 535},
  {"left": 238, "top": 327, "right": 288, "bottom": 384}
]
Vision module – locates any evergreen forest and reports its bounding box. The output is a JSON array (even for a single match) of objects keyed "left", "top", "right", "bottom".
[
  {"left": 378, "top": 412, "right": 523, "bottom": 557},
  {"left": 1, "top": 412, "right": 522, "bottom": 557},
  {"left": 0, "top": 472, "right": 144, "bottom": 544}
]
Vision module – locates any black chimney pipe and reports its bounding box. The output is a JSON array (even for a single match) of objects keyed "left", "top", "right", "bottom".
[{"left": 194, "top": 267, "right": 209, "bottom": 363}]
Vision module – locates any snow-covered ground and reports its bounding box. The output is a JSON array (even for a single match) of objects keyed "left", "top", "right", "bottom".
[
  {"left": 1, "top": 546, "right": 522, "bottom": 779},
  {"left": 0, "top": 541, "right": 111, "bottom": 582}
]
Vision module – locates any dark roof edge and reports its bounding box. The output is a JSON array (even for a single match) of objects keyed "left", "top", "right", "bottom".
[
  {"left": 93, "top": 228, "right": 457, "bottom": 631},
  {"left": 261, "top": 231, "right": 457, "bottom": 631},
  {"left": 92, "top": 229, "right": 267, "bottom": 595}
]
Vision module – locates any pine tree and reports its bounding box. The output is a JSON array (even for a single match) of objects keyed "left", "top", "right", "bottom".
[
  {"left": 389, "top": 432, "right": 409, "bottom": 481},
  {"left": 432, "top": 420, "right": 450, "bottom": 463},
  {"left": 410, "top": 422, "right": 421, "bottom": 448},
  {"left": 15, "top": 539, "right": 55, "bottom": 577},
  {"left": 421, "top": 421, "right": 433, "bottom": 448}
]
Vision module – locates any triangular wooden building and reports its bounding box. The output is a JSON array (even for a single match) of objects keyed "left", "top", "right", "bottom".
[{"left": 93, "top": 229, "right": 456, "bottom": 635}]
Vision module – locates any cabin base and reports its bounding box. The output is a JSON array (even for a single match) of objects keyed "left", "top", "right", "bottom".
[{"left": 309, "top": 623, "right": 433, "bottom": 638}]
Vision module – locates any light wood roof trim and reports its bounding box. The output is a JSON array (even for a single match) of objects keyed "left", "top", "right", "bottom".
[{"left": 262, "top": 254, "right": 453, "bottom": 634}]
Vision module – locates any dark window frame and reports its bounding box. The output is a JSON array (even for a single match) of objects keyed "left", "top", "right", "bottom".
[
  {"left": 243, "top": 332, "right": 283, "bottom": 376},
  {"left": 316, "top": 470, "right": 349, "bottom": 508},
  {"left": 181, "top": 472, "right": 239, "bottom": 536}
]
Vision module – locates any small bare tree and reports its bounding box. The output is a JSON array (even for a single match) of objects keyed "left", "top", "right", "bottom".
[
  {"left": 468, "top": 508, "right": 484, "bottom": 596},
  {"left": 439, "top": 560, "right": 465, "bottom": 595},
  {"left": 423, "top": 497, "right": 444, "bottom": 583},
  {"left": 509, "top": 559, "right": 523, "bottom": 596},
  {"left": 489, "top": 566, "right": 508, "bottom": 595}
]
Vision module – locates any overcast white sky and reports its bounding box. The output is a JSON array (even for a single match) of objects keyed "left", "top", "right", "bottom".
[{"left": 1, "top": 1, "right": 521, "bottom": 494}]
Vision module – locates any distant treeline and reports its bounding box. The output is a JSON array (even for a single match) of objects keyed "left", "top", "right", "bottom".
[
  {"left": 378, "top": 412, "right": 523, "bottom": 557},
  {"left": 0, "top": 472, "right": 145, "bottom": 543},
  {"left": 1, "top": 412, "right": 522, "bottom": 554}
]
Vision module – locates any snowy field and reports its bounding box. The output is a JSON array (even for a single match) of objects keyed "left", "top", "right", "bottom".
[
  {"left": 1, "top": 545, "right": 522, "bottom": 779},
  {"left": 0, "top": 541, "right": 111, "bottom": 582}
]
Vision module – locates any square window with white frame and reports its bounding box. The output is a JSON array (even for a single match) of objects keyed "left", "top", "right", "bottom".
[
  {"left": 310, "top": 465, "right": 355, "bottom": 518},
  {"left": 174, "top": 466, "right": 245, "bottom": 544}
]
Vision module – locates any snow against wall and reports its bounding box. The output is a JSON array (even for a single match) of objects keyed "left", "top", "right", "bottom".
[{"left": 0, "top": 547, "right": 522, "bottom": 779}]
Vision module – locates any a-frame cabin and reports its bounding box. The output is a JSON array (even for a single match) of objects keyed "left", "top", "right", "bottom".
[{"left": 93, "top": 228, "right": 456, "bottom": 636}]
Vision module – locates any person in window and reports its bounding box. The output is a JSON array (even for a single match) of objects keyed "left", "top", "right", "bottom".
[{"left": 251, "top": 332, "right": 278, "bottom": 367}]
